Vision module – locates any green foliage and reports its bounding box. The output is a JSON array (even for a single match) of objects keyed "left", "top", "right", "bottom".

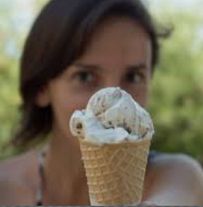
[
  {"left": 0, "top": 3, "right": 20, "bottom": 159},
  {"left": 149, "top": 4, "right": 203, "bottom": 163},
  {"left": 0, "top": 0, "right": 49, "bottom": 159}
]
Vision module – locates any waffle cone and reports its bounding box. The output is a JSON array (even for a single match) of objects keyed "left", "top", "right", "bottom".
[{"left": 79, "top": 138, "right": 151, "bottom": 205}]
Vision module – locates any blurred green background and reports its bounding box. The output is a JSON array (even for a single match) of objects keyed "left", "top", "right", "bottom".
[{"left": 0, "top": 0, "right": 203, "bottom": 163}]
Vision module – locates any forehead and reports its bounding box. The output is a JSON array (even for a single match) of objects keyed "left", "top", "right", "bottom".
[{"left": 78, "top": 16, "right": 151, "bottom": 66}]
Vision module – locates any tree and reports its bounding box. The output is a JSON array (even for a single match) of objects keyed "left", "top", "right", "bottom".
[
  {"left": 149, "top": 2, "right": 203, "bottom": 163},
  {"left": 0, "top": 0, "right": 49, "bottom": 159}
]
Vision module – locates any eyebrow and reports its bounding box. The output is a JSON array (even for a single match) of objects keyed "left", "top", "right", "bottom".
[
  {"left": 73, "top": 63, "right": 103, "bottom": 71},
  {"left": 126, "top": 63, "right": 147, "bottom": 71}
]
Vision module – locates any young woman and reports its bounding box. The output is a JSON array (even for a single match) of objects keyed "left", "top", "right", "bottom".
[{"left": 0, "top": 0, "right": 203, "bottom": 205}]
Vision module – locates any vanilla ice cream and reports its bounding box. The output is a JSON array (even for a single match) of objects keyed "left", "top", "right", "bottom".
[{"left": 69, "top": 87, "right": 154, "bottom": 145}]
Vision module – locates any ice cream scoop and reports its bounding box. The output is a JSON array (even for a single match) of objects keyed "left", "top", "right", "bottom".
[{"left": 70, "top": 87, "right": 154, "bottom": 145}]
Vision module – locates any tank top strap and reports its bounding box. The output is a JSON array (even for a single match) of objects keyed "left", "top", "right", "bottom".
[
  {"left": 36, "top": 150, "right": 46, "bottom": 206},
  {"left": 148, "top": 150, "right": 158, "bottom": 161}
]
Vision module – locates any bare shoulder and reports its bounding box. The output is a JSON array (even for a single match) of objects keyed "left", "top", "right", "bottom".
[
  {"left": 150, "top": 153, "right": 203, "bottom": 178},
  {"left": 0, "top": 150, "right": 39, "bottom": 205},
  {"left": 144, "top": 153, "right": 203, "bottom": 205}
]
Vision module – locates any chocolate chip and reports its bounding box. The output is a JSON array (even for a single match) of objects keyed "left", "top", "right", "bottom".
[
  {"left": 108, "top": 121, "right": 112, "bottom": 125},
  {"left": 76, "top": 123, "right": 83, "bottom": 129},
  {"left": 126, "top": 127, "right": 131, "bottom": 133}
]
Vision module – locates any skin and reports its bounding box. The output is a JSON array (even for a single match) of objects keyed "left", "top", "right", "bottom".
[{"left": 0, "top": 16, "right": 203, "bottom": 205}]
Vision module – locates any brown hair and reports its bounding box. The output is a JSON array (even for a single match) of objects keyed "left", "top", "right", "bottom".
[{"left": 12, "top": 0, "right": 170, "bottom": 150}]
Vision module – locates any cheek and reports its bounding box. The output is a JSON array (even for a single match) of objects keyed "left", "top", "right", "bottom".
[
  {"left": 137, "top": 75, "right": 151, "bottom": 107},
  {"left": 52, "top": 91, "right": 94, "bottom": 125},
  {"left": 67, "top": 91, "right": 94, "bottom": 113},
  {"left": 126, "top": 83, "right": 150, "bottom": 107},
  {"left": 131, "top": 90, "right": 148, "bottom": 107}
]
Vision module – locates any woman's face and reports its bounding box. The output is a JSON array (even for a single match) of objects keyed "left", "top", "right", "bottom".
[{"left": 40, "top": 16, "right": 152, "bottom": 141}]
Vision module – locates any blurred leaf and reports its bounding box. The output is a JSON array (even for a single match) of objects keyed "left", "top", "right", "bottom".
[{"left": 149, "top": 5, "right": 203, "bottom": 161}]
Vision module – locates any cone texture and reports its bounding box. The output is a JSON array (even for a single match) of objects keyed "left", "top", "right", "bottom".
[{"left": 79, "top": 138, "right": 151, "bottom": 205}]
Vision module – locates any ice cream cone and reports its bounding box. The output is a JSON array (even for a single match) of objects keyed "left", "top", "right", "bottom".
[{"left": 79, "top": 137, "right": 151, "bottom": 205}]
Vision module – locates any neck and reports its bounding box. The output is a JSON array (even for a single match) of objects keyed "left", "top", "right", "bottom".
[{"left": 43, "top": 130, "right": 90, "bottom": 205}]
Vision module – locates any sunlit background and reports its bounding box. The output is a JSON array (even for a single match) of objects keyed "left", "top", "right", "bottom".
[{"left": 0, "top": 0, "right": 203, "bottom": 163}]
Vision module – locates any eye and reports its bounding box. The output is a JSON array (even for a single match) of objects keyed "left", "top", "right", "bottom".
[
  {"left": 126, "top": 71, "right": 144, "bottom": 84},
  {"left": 75, "top": 71, "right": 95, "bottom": 83}
]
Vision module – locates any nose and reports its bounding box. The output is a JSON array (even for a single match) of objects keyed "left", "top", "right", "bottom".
[{"left": 102, "top": 75, "right": 122, "bottom": 88}]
